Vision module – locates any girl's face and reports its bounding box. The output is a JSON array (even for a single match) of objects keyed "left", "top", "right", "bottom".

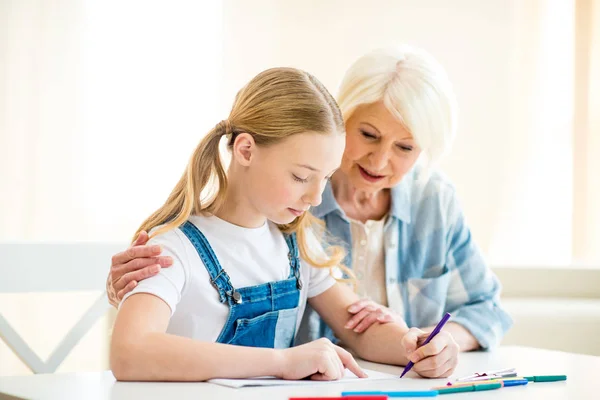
[
  {"left": 241, "top": 131, "right": 345, "bottom": 225},
  {"left": 341, "top": 101, "right": 422, "bottom": 194}
]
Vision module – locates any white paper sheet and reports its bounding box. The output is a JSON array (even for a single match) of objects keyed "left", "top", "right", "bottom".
[{"left": 208, "top": 368, "right": 398, "bottom": 388}]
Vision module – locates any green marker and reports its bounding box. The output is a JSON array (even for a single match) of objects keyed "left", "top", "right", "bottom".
[
  {"left": 437, "top": 382, "right": 502, "bottom": 394},
  {"left": 524, "top": 375, "right": 567, "bottom": 382}
]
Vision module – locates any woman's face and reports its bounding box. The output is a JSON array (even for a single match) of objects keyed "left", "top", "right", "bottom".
[{"left": 340, "top": 101, "right": 422, "bottom": 194}]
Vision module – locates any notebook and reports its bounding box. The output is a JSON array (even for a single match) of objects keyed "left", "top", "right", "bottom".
[{"left": 208, "top": 368, "right": 398, "bottom": 388}]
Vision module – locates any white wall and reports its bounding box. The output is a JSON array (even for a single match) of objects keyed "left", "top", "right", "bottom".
[
  {"left": 0, "top": 0, "right": 583, "bottom": 261},
  {"left": 222, "top": 0, "right": 574, "bottom": 266}
]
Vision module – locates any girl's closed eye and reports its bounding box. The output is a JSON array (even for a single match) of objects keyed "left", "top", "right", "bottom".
[{"left": 292, "top": 174, "right": 309, "bottom": 183}]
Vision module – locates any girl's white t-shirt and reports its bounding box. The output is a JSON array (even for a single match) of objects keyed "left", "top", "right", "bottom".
[{"left": 120, "top": 214, "right": 336, "bottom": 342}]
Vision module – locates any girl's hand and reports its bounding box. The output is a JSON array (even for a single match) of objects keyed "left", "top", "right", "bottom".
[
  {"left": 401, "top": 327, "right": 459, "bottom": 378},
  {"left": 278, "top": 338, "right": 368, "bottom": 381}
]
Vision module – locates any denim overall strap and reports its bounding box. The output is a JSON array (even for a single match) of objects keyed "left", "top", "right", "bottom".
[
  {"left": 284, "top": 233, "right": 302, "bottom": 289},
  {"left": 180, "top": 221, "right": 238, "bottom": 304}
]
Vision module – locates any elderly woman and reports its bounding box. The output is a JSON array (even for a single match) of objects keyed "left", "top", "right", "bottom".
[{"left": 107, "top": 46, "right": 511, "bottom": 358}]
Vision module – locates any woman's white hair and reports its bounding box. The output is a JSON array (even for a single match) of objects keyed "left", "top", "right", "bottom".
[{"left": 337, "top": 45, "right": 458, "bottom": 169}]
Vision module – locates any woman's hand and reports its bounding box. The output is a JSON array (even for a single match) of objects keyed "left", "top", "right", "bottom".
[
  {"left": 401, "top": 327, "right": 459, "bottom": 378},
  {"left": 345, "top": 299, "right": 406, "bottom": 333},
  {"left": 277, "top": 338, "right": 368, "bottom": 381},
  {"left": 106, "top": 231, "right": 173, "bottom": 307}
]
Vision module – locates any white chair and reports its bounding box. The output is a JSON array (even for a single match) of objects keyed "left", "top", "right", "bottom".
[{"left": 0, "top": 242, "right": 125, "bottom": 373}]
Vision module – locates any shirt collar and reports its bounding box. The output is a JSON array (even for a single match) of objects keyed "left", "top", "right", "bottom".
[
  {"left": 389, "top": 174, "right": 412, "bottom": 223},
  {"left": 311, "top": 175, "right": 412, "bottom": 224}
]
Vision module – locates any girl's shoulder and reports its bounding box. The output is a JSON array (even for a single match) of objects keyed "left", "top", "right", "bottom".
[{"left": 147, "top": 223, "right": 189, "bottom": 250}]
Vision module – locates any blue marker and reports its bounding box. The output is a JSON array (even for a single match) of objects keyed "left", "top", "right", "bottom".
[
  {"left": 341, "top": 390, "right": 439, "bottom": 397},
  {"left": 502, "top": 379, "right": 529, "bottom": 387}
]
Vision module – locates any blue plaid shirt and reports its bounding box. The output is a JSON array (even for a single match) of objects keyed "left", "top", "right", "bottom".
[{"left": 296, "top": 168, "right": 512, "bottom": 349}]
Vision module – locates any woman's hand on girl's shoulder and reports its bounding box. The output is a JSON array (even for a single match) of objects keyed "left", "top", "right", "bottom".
[{"left": 107, "top": 231, "right": 173, "bottom": 307}]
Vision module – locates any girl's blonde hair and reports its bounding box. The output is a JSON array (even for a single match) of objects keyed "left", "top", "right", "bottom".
[
  {"left": 337, "top": 46, "right": 458, "bottom": 171},
  {"left": 134, "top": 67, "right": 347, "bottom": 271}
]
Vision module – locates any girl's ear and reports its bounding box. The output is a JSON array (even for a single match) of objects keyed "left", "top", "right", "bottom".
[{"left": 231, "top": 133, "right": 255, "bottom": 167}]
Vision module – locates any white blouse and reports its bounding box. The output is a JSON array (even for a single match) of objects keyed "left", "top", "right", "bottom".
[{"left": 348, "top": 215, "right": 388, "bottom": 306}]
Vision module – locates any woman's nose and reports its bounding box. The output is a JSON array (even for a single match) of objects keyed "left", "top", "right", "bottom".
[{"left": 369, "top": 147, "right": 390, "bottom": 171}]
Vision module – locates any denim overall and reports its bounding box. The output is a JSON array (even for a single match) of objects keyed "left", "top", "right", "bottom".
[{"left": 180, "top": 221, "right": 303, "bottom": 348}]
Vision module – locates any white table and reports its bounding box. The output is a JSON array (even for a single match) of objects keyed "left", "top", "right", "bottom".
[{"left": 0, "top": 346, "right": 595, "bottom": 399}]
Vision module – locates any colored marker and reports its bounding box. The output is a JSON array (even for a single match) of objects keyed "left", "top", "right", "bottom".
[
  {"left": 491, "top": 376, "right": 526, "bottom": 381},
  {"left": 445, "top": 379, "right": 528, "bottom": 388},
  {"left": 456, "top": 372, "right": 518, "bottom": 383},
  {"left": 290, "top": 396, "right": 388, "bottom": 400},
  {"left": 446, "top": 376, "right": 527, "bottom": 387},
  {"left": 400, "top": 313, "right": 451, "bottom": 378},
  {"left": 435, "top": 380, "right": 507, "bottom": 390},
  {"left": 455, "top": 367, "right": 517, "bottom": 382},
  {"left": 341, "top": 391, "right": 438, "bottom": 397},
  {"left": 437, "top": 382, "right": 502, "bottom": 394},
  {"left": 502, "top": 379, "right": 529, "bottom": 387},
  {"left": 524, "top": 375, "right": 567, "bottom": 382}
]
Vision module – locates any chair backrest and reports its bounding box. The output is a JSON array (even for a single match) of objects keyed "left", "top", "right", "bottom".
[{"left": 0, "top": 242, "right": 126, "bottom": 374}]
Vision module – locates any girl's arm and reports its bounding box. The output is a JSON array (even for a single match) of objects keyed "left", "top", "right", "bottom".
[
  {"left": 110, "top": 293, "right": 283, "bottom": 381},
  {"left": 344, "top": 300, "right": 479, "bottom": 351},
  {"left": 309, "top": 282, "right": 459, "bottom": 378},
  {"left": 308, "top": 283, "right": 411, "bottom": 365},
  {"left": 110, "top": 293, "right": 366, "bottom": 381}
]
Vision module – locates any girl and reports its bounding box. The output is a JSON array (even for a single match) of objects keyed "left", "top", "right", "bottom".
[{"left": 110, "top": 67, "right": 459, "bottom": 382}]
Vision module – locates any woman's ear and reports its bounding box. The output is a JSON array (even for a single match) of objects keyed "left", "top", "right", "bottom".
[{"left": 231, "top": 133, "right": 255, "bottom": 167}]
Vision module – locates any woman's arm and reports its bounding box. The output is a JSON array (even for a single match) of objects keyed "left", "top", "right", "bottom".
[
  {"left": 422, "top": 322, "right": 479, "bottom": 352},
  {"left": 441, "top": 194, "right": 513, "bottom": 349},
  {"left": 111, "top": 293, "right": 366, "bottom": 381}
]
